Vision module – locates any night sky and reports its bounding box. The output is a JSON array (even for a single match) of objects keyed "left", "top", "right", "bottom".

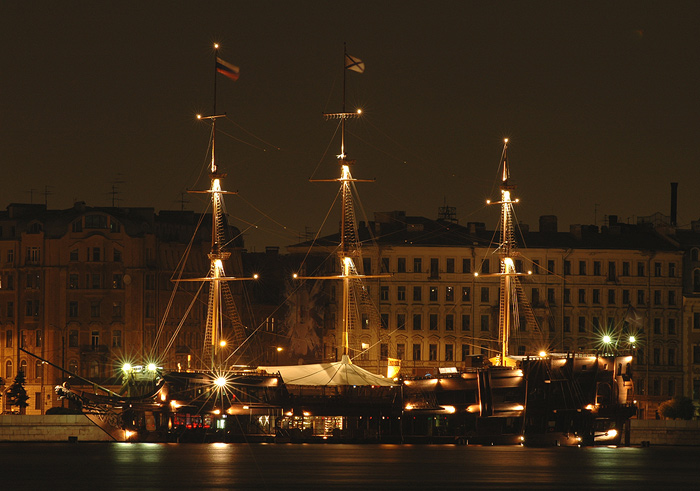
[{"left": 3, "top": 2, "right": 699, "bottom": 251}]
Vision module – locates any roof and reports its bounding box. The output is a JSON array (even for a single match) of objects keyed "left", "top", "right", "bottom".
[{"left": 258, "top": 355, "right": 397, "bottom": 387}]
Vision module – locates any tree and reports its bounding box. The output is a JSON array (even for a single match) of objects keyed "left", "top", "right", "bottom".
[
  {"left": 658, "top": 396, "right": 695, "bottom": 420},
  {"left": 7, "top": 370, "right": 29, "bottom": 414}
]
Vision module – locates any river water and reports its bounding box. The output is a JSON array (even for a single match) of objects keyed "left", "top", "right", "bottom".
[{"left": 3, "top": 443, "right": 697, "bottom": 490}]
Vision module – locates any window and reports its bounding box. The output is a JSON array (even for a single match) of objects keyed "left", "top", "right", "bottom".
[
  {"left": 413, "top": 258, "right": 422, "bottom": 273},
  {"left": 445, "top": 344, "right": 454, "bottom": 361},
  {"left": 623, "top": 290, "right": 630, "bottom": 304},
  {"left": 69, "top": 330, "right": 78, "bottom": 348},
  {"left": 35, "top": 360, "right": 43, "bottom": 380},
  {"left": 480, "top": 315, "right": 489, "bottom": 332},
  {"left": 35, "top": 330, "right": 42, "bottom": 347},
  {"left": 429, "top": 313, "right": 438, "bottom": 330},
  {"left": 397, "top": 258, "right": 406, "bottom": 273},
  {"left": 669, "top": 290, "right": 676, "bottom": 306},
  {"left": 668, "top": 318, "right": 676, "bottom": 335},
  {"left": 114, "top": 248, "right": 122, "bottom": 262},
  {"left": 5, "top": 360, "right": 12, "bottom": 380},
  {"left": 7, "top": 301, "right": 13, "bottom": 317},
  {"left": 26, "top": 246, "right": 41, "bottom": 264},
  {"left": 91, "top": 274, "right": 101, "bottom": 289},
  {"left": 413, "top": 286, "right": 422, "bottom": 302},
  {"left": 72, "top": 220, "right": 83, "bottom": 233},
  {"left": 592, "top": 289, "right": 600, "bottom": 304},
  {"left": 637, "top": 290, "right": 645, "bottom": 305},
  {"left": 547, "top": 260, "right": 555, "bottom": 275},
  {"left": 481, "top": 260, "right": 490, "bottom": 274},
  {"left": 92, "top": 247, "right": 101, "bottom": 262},
  {"left": 531, "top": 288, "right": 540, "bottom": 305},
  {"left": 564, "top": 289, "right": 570, "bottom": 304},
  {"left": 69, "top": 301, "right": 78, "bottom": 317},
  {"left": 694, "top": 346, "right": 700, "bottom": 364},
  {"left": 668, "top": 348, "right": 675, "bottom": 366},
  {"left": 564, "top": 316, "right": 571, "bottom": 332},
  {"left": 578, "top": 289, "right": 586, "bottom": 304},
  {"left": 446, "top": 258, "right": 455, "bottom": 273},
  {"left": 110, "top": 219, "right": 121, "bottom": 233},
  {"left": 69, "top": 273, "right": 79, "bottom": 289},
  {"left": 564, "top": 260, "right": 571, "bottom": 275},
  {"left": 653, "top": 318, "right": 661, "bottom": 335},
  {"left": 637, "top": 262, "right": 645, "bottom": 277},
  {"left": 380, "top": 313, "right": 389, "bottom": 330},
  {"left": 653, "top": 347, "right": 661, "bottom": 365},
  {"left": 70, "top": 249, "right": 79, "bottom": 261},
  {"left": 445, "top": 314, "right": 454, "bottom": 331},
  {"left": 5, "top": 330, "right": 12, "bottom": 348},
  {"left": 380, "top": 286, "right": 389, "bottom": 301},
  {"left": 145, "top": 274, "right": 156, "bottom": 290},
  {"left": 462, "top": 287, "right": 471, "bottom": 302},
  {"left": 593, "top": 261, "right": 601, "bottom": 276},
  {"left": 85, "top": 214, "right": 108, "bottom": 229},
  {"left": 429, "top": 258, "right": 439, "bottom": 278},
  {"left": 608, "top": 261, "right": 616, "bottom": 280},
  {"left": 412, "top": 314, "right": 422, "bottom": 330},
  {"left": 361, "top": 313, "right": 369, "bottom": 329},
  {"left": 145, "top": 302, "right": 154, "bottom": 318},
  {"left": 362, "top": 257, "right": 371, "bottom": 275},
  {"left": 654, "top": 262, "right": 662, "bottom": 277},
  {"left": 429, "top": 344, "right": 438, "bottom": 361},
  {"left": 112, "top": 330, "right": 122, "bottom": 348},
  {"left": 461, "top": 344, "right": 470, "bottom": 360},
  {"left": 380, "top": 343, "right": 388, "bottom": 360},
  {"left": 668, "top": 379, "right": 675, "bottom": 397},
  {"left": 669, "top": 262, "right": 676, "bottom": 277},
  {"left": 7, "top": 249, "right": 14, "bottom": 263},
  {"left": 578, "top": 317, "right": 586, "bottom": 333},
  {"left": 397, "top": 313, "right": 406, "bottom": 330},
  {"left": 397, "top": 286, "right": 406, "bottom": 301},
  {"left": 532, "top": 260, "right": 540, "bottom": 274},
  {"left": 429, "top": 287, "right": 438, "bottom": 302},
  {"left": 91, "top": 330, "right": 100, "bottom": 349},
  {"left": 397, "top": 344, "right": 405, "bottom": 360},
  {"left": 579, "top": 261, "right": 586, "bottom": 275},
  {"left": 480, "top": 287, "right": 489, "bottom": 303},
  {"left": 90, "top": 301, "right": 101, "bottom": 318},
  {"left": 112, "top": 274, "right": 123, "bottom": 289},
  {"left": 25, "top": 300, "right": 39, "bottom": 317},
  {"left": 622, "top": 262, "right": 630, "bottom": 276},
  {"left": 547, "top": 288, "right": 555, "bottom": 304},
  {"left": 461, "top": 315, "right": 471, "bottom": 331},
  {"left": 607, "top": 289, "right": 615, "bottom": 305},
  {"left": 654, "top": 290, "right": 661, "bottom": 305},
  {"left": 445, "top": 286, "right": 454, "bottom": 302},
  {"left": 462, "top": 258, "right": 471, "bottom": 274},
  {"left": 412, "top": 344, "right": 421, "bottom": 361},
  {"left": 695, "top": 312, "right": 700, "bottom": 330}
]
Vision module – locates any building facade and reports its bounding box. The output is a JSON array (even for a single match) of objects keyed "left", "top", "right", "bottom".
[{"left": 0, "top": 203, "right": 244, "bottom": 414}]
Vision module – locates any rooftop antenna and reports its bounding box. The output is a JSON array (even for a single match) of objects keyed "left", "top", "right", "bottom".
[
  {"left": 43, "top": 185, "right": 53, "bottom": 207},
  {"left": 109, "top": 174, "right": 125, "bottom": 207}
]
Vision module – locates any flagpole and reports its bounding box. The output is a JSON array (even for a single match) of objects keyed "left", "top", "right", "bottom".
[
  {"left": 341, "top": 43, "right": 346, "bottom": 159},
  {"left": 212, "top": 44, "right": 218, "bottom": 173}
]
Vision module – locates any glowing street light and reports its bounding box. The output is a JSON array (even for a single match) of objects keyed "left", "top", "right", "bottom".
[{"left": 602, "top": 335, "right": 612, "bottom": 344}]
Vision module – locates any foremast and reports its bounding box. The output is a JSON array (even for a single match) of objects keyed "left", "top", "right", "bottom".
[{"left": 187, "top": 45, "right": 255, "bottom": 370}]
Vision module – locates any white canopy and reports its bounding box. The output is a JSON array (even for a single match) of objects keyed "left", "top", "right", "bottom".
[{"left": 258, "top": 355, "right": 397, "bottom": 387}]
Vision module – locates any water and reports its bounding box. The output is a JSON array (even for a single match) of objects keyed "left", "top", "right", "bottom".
[{"left": 3, "top": 443, "right": 697, "bottom": 490}]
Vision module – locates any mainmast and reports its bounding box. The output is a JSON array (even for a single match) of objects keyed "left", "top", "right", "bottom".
[{"left": 306, "top": 46, "right": 377, "bottom": 359}]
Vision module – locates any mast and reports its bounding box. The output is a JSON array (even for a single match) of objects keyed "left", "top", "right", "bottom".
[
  {"left": 486, "top": 139, "right": 519, "bottom": 366},
  {"left": 307, "top": 46, "right": 376, "bottom": 359},
  {"left": 187, "top": 44, "right": 254, "bottom": 370}
]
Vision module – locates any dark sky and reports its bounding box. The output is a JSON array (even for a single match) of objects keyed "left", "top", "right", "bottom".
[{"left": 2, "top": 2, "right": 699, "bottom": 251}]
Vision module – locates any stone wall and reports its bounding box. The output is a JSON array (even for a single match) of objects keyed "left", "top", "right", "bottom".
[
  {"left": 630, "top": 419, "right": 700, "bottom": 446},
  {"left": 0, "top": 415, "right": 115, "bottom": 442}
]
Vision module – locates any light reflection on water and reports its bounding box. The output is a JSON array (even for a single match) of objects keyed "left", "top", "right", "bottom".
[{"left": 4, "top": 443, "right": 699, "bottom": 490}]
